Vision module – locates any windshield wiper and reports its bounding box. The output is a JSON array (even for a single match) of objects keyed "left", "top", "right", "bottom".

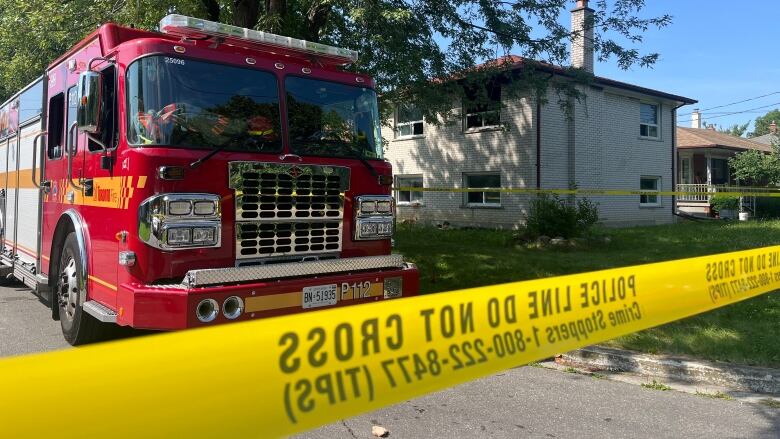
[{"left": 189, "top": 144, "right": 229, "bottom": 169}]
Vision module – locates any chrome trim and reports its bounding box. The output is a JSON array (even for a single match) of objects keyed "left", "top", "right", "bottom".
[
  {"left": 183, "top": 254, "right": 406, "bottom": 287},
  {"left": 230, "top": 161, "right": 350, "bottom": 260},
  {"left": 354, "top": 195, "right": 394, "bottom": 240},
  {"left": 222, "top": 296, "right": 244, "bottom": 320},
  {"left": 196, "top": 299, "right": 219, "bottom": 323},
  {"left": 118, "top": 251, "right": 136, "bottom": 267},
  {"left": 138, "top": 193, "right": 222, "bottom": 251},
  {"left": 66, "top": 122, "right": 83, "bottom": 191},
  {"left": 62, "top": 210, "right": 89, "bottom": 305},
  {"left": 31, "top": 131, "right": 47, "bottom": 189},
  {"left": 83, "top": 300, "right": 117, "bottom": 323}
]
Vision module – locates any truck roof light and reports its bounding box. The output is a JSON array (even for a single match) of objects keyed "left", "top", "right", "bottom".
[{"left": 159, "top": 14, "right": 359, "bottom": 66}]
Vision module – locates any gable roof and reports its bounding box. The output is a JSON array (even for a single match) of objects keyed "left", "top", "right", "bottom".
[
  {"left": 751, "top": 132, "right": 777, "bottom": 146},
  {"left": 677, "top": 127, "right": 771, "bottom": 152},
  {"left": 475, "top": 55, "right": 696, "bottom": 105}
]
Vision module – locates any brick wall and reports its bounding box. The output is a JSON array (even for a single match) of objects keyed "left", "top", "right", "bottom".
[{"left": 385, "top": 84, "right": 676, "bottom": 228}]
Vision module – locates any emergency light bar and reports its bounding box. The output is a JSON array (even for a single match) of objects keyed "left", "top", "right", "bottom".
[{"left": 159, "top": 14, "right": 359, "bottom": 66}]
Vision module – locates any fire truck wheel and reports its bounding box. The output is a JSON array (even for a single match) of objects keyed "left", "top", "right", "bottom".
[{"left": 57, "top": 233, "right": 106, "bottom": 345}]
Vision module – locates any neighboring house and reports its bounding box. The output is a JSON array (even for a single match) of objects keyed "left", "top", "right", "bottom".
[
  {"left": 383, "top": 0, "right": 696, "bottom": 228},
  {"left": 676, "top": 123, "right": 770, "bottom": 216},
  {"left": 752, "top": 121, "right": 778, "bottom": 147}
]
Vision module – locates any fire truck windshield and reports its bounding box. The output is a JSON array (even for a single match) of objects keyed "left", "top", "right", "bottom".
[
  {"left": 286, "top": 76, "right": 383, "bottom": 160},
  {"left": 126, "top": 55, "right": 282, "bottom": 152}
]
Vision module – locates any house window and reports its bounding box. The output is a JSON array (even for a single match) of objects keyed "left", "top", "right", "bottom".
[
  {"left": 640, "top": 176, "right": 661, "bottom": 206},
  {"left": 396, "top": 175, "right": 423, "bottom": 205},
  {"left": 395, "top": 104, "right": 423, "bottom": 138},
  {"left": 640, "top": 103, "right": 659, "bottom": 138},
  {"left": 464, "top": 83, "right": 501, "bottom": 130},
  {"left": 464, "top": 173, "right": 501, "bottom": 206},
  {"left": 711, "top": 158, "right": 729, "bottom": 185}
]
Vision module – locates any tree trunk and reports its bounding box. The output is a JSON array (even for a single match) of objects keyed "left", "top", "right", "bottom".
[
  {"left": 200, "top": 0, "right": 221, "bottom": 21},
  {"left": 265, "top": 0, "right": 287, "bottom": 16},
  {"left": 233, "top": 0, "right": 261, "bottom": 29},
  {"left": 304, "top": 3, "right": 331, "bottom": 42}
]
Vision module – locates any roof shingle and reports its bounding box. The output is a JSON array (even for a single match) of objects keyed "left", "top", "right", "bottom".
[{"left": 677, "top": 127, "right": 771, "bottom": 152}]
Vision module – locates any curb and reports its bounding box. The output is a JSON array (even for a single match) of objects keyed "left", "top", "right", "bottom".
[{"left": 558, "top": 346, "right": 780, "bottom": 395}]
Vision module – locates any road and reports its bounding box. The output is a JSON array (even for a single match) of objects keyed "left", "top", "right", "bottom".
[{"left": 2, "top": 283, "right": 778, "bottom": 438}]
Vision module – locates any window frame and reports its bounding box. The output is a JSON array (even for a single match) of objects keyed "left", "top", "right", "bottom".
[
  {"left": 46, "top": 91, "right": 67, "bottom": 160},
  {"left": 710, "top": 157, "right": 730, "bottom": 185},
  {"left": 395, "top": 174, "right": 424, "bottom": 205},
  {"left": 394, "top": 104, "right": 424, "bottom": 139},
  {"left": 463, "top": 172, "right": 502, "bottom": 208},
  {"left": 463, "top": 84, "right": 502, "bottom": 132},
  {"left": 639, "top": 176, "right": 661, "bottom": 207},
  {"left": 639, "top": 102, "right": 660, "bottom": 139},
  {"left": 88, "top": 64, "right": 119, "bottom": 153}
]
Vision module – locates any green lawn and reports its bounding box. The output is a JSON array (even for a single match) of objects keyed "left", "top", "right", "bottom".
[{"left": 394, "top": 220, "right": 780, "bottom": 368}]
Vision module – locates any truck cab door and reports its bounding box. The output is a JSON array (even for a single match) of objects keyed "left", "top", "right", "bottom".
[{"left": 74, "top": 64, "right": 119, "bottom": 307}]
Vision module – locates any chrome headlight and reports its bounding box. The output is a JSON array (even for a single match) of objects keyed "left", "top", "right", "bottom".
[
  {"left": 354, "top": 195, "right": 394, "bottom": 240},
  {"left": 139, "top": 193, "right": 221, "bottom": 250}
]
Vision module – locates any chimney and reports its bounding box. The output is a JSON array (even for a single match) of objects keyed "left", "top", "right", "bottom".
[
  {"left": 571, "top": 0, "right": 595, "bottom": 73},
  {"left": 771, "top": 121, "right": 777, "bottom": 134},
  {"left": 691, "top": 109, "right": 702, "bottom": 129}
]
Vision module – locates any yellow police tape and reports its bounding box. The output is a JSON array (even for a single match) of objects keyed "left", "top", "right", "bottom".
[
  {"left": 394, "top": 185, "right": 780, "bottom": 197},
  {"left": 2, "top": 246, "right": 780, "bottom": 438}
]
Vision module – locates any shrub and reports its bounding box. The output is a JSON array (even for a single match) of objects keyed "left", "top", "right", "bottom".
[
  {"left": 525, "top": 194, "right": 599, "bottom": 239},
  {"left": 755, "top": 197, "right": 780, "bottom": 219},
  {"left": 710, "top": 194, "right": 739, "bottom": 212}
]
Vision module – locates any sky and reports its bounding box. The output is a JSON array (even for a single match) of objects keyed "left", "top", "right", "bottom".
[{"left": 591, "top": 0, "right": 777, "bottom": 134}]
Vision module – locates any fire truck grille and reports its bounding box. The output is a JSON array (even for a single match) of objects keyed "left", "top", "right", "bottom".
[{"left": 229, "top": 162, "right": 350, "bottom": 261}]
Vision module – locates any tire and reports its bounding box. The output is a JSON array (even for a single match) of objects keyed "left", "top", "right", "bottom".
[{"left": 56, "top": 232, "right": 108, "bottom": 345}]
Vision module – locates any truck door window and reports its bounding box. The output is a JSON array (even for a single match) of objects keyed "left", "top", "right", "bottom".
[
  {"left": 46, "top": 92, "right": 65, "bottom": 159},
  {"left": 65, "top": 86, "right": 78, "bottom": 155},
  {"left": 88, "top": 65, "right": 117, "bottom": 152}
]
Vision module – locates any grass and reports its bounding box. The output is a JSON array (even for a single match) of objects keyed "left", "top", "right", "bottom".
[
  {"left": 759, "top": 398, "right": 780, "bottom": 409},
  {"left": 696, "top": 391, "right": 735, "bottom": 401},
  {"left": 395, "top": 220, "right": 780, "bottom": 368},
  {"left": 641, "top": 380, "right": 672, "bottom": 391}
]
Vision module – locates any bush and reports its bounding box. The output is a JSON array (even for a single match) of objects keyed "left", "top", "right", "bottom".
[
  {"left": 755, "top": 197, "right": 780, "bottom": 219},
  {"left": 710, "top": 194, "right": 739, "bottom": 212},
  {"left": 525, "top": 194, "right": 599, "bottom": 239}
]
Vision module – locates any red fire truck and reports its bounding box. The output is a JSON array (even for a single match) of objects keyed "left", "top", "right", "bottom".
[{"left": 0, "top": 14, "right": 418, "bottom": 345}]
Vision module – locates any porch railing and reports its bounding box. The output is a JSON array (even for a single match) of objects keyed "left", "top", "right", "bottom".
[
  {"left": 676, "top": 184, "right": 760, "bottom": 213},
  {"left": 676, "top": 184, "right": 713, "bottom": 202}
]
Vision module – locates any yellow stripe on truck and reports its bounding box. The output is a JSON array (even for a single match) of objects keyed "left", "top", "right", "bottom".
[{"left": 0, "top": 245, "right": 779, "bottom": 438}]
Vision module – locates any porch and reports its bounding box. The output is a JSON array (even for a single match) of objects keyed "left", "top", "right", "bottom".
[{"left": 676, "top": 183, "right": 756, "bottom": 217}]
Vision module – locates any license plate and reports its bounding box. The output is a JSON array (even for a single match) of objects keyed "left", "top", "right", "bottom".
[
  {"left": 339, "top": 281, "right": 383, "bottom": 300},
  {"left": 302, "top": 284, "right": 338, "bottom": 309}
]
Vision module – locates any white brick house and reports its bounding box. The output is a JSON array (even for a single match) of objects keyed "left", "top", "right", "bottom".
[{"left": 384, "top": 0, "right": 696, "bottom": 228}]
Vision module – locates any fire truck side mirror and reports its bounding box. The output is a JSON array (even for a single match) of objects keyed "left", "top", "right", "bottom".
[{"left": 76, "top": 71, "right": 102, "bottom": 134}]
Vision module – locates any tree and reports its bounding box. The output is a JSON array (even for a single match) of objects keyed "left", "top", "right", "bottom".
[
  {"left": 705, "top": 121, "right": 750, "bottom": 137},
  {"left": 729, "top": 149, "right": 780, "bottom": 187},
  {"left": 749, "top": 109, "right": 780, "bottom": 137},
  {"left": 0, "top": 0, "right": 672, "bottom": 119}
]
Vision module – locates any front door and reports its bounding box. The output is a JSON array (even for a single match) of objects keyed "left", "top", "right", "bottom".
[{"left": 680, "top": 157, "right": 692, "bottom": 184}]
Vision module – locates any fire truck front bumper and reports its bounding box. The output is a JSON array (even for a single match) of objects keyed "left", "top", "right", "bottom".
[{"left": 117, "top": 255, "right": 419, "bottom": 330}]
